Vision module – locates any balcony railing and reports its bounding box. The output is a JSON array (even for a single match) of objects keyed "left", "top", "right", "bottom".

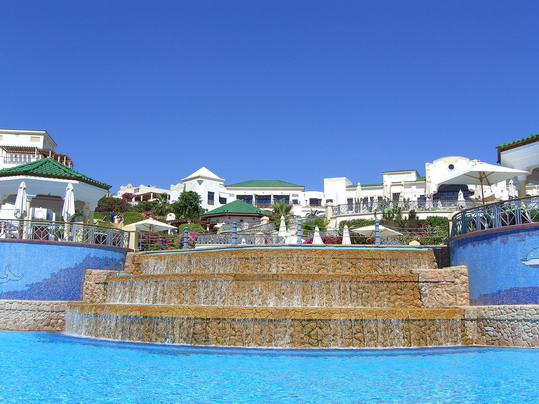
[
  {"left": 450, "top": 196, "right": 539, "bottom": 237},
  {"left": 333, "top": 198, "right": 483, "bottom": 216},
  {"left": 0, "top": 219, "right": 130, "bottom": 248}
]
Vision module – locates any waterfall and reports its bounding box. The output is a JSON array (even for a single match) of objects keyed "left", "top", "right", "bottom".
[{"left": 65, "top": 247, "right": 464, "bottom": 348}]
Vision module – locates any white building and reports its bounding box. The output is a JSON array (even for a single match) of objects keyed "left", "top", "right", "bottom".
[
  {"left": 0, "top": 129, "right": 73, "bottom": 170},
  {"left": 116, "top": 154, "right": 530, "bottom": 223},
  {"left": 496, "top": 132, "right": 539, "bottom": 197}
]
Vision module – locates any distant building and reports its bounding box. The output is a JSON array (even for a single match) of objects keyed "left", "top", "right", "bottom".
[
  {"left": 497, "top": 132, "right": 539, "bottom": 197},
  {"left": 0, "top": 129, "right": 73, "bottom": 170},
  {"left": 201, "top": 199, "right": 268, "bottom": 224},
  {"left": 117, "top": 134, "right": 537, "bottom": 223}
]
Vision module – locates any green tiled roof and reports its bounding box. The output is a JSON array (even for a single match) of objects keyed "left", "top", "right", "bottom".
[
  {"left": 362, "top": 183, "right": 384, "bottom": 187},
  {"left": 382, "top": 169, "right": 420, "bottom": 174},
  {"left": 226, "top": 180, "right": 303, "bottom": 188},
  {"left": 202, "top": 199, "right": 267, "bottom": 216},
  {"left": 346, "top": 183, "right": 383, "bottom": 188},
  {"left": 497, "top": 132, "right": 539, "bottom": 148},
  {"left": 0, "top": 158, "right": 111, "bottom": 189}
]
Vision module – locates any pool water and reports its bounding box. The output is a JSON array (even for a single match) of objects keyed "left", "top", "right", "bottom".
[{"left": 1, "top": 331, "right": 538, "bottom": 403}]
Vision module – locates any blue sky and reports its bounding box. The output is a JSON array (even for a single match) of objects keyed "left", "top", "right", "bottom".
[{"left": 1, "top": 1, "right": 538, "bottom": 192}]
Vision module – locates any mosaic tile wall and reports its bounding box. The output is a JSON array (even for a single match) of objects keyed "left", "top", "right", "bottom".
[
  {"left": 0, "top": 240, "right": 127, "bottom": 301},
  {"left": 450, "top": 225, "right": 539, "bottom": 305}
]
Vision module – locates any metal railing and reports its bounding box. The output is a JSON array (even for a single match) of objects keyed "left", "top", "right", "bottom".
[
  {"left": 332, "top": 198, "right": 482, "bottom": 216},
  {"left": 450, "top": 196, "right": 539, "bottom": 237},
  {"left": 0, "top": 219, "right": 130, "bottom": 248}
]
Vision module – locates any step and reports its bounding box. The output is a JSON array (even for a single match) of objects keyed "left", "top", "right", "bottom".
[
  {"left": 135, "top": 247, "right": 438, "bottom": 276},
  {"left": 105, "top": 273, "right": 422, "bottom": 308},
  {"left": 66, "top": 304, "right": 465, "bottom": 348}
]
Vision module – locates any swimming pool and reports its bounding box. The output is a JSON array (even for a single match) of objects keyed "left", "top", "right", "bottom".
[{"left": 1, "top": 332, "right": 537, "bottom": 403}]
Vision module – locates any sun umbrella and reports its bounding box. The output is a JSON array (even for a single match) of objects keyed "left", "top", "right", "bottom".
[
  {"left": 398, "top": 193, "right": 405, "bottom": 209},
  {"left": 425, "top": 194, "right": 433, "bottom": 210},
  {"left": 409, "top": 194, "right": 418, "bottom": 211},
  {"left": 278, "top": 215, "right": 287, "bottom": 238},
  {"left": 130, "top": 219, "right": 177, "bottom": 232},
  {"left": 312, "top": 226, "right": 324, "bottom": 245},
  {"left": 14, "top": 181, "right": 27, "bottom": 219},
  {"left": 507, "top": 179, "right": 518, "bottom": 198},
  {"left": 351, "top": 225, "right": 402, "bottom": 238},
  {"left": 439, "top": 162, "right": 528, "bottom": 204},
  {"left": 355, "top": 182, "right": 362, "bottom": 203},
  {"left": 372, "top": 197, "right": 379, "bottom": 211},
  {"left": 342, "top": 225, "right": 351, "bottom": 245},
  {"left": 61, "top": 183, "right": 76, "bottom": 221},
  {"left": 457, "top": 189, "right": 466, "bottom": 209}
]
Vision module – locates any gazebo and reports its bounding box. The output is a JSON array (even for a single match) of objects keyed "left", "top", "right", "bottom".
[{"left": 0, "top": 158, "right": 110, "bottom": 223}]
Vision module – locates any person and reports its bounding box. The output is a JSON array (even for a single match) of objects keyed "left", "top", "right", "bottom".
[{"left": 110, "top": 212, "right": 115, "bottom": 223}]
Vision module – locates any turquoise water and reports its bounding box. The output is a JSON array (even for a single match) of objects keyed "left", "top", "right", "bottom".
[{"left": 1, "top": 332, "right": 538, "bottom": 403}]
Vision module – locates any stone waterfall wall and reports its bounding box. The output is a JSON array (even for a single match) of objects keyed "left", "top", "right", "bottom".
[
  {"left": 411, "top": 266, "right": 470, "bottom": 308},
  {"left": 463, "top": 305, "right": 539, "bottom": 348},
  {"left": 0, "top": 300, "right": 68, "bottom": 331},
  {"left": 0, "top": 269, "right": 118, "bottom": 331}
]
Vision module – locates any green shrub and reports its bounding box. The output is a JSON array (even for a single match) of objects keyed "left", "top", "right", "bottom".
[
  {"left": 302, "top": 217, "right": 327, "bottom": 233},
  {"left": 123, "top": 212, "right": 144, "bottom": 225},
  {"left": 93, "top": 211, "right": 109, "bottom": 221},
  {"left": 177, "top": 223, "right": 206, "bottom": 234},
  {"left": 338, "top": 219, "right": 375, "bottom": 234},
  {"left": 424, "top": 216, "right": 449, "bottom": 229}
]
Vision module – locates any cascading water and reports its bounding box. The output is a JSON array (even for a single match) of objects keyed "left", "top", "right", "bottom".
[{"left": 66, "top": 247, "right": 465, "bottom": 348}]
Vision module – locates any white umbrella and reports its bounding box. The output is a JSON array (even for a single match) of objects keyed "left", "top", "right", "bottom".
[
  {"left": 409, "top": 194, "right": 418, "bottom": 211},
  {"left": 355, "top": 182, "right": 362, "bottom": 203},
  {"left": 131, "top": 219, "right": 177, "bottom": 232},
  {"left": 62, "top": 183, "right": 76, "bottom": 221},
  {"left": 508, "top": 179, "right": 518, "bottom": 198},
  {"left": 342, "top": 225, "right": 351, "bottom": 245},
  {"left": 439, "top": 162, "right": 528, "bottom": 204},
  {"left": 352, "top": 225, "right": 402, "bottom": 238},
  {"left": 312, "top": 226, "right": 324, "bottom": 245},
  {"left": 398, "top": 193, "right": 405, "bottom": 209},
  {"left": 457, "top": 189, "right": 466, "bottom": 209},
  {"left": 425, "top": 194, "right": 433, "bottom": 210},
  {"left": 278, "top": 215, "right": 287, "bottom": 238},
  {"left": 372, "top": 197, "right": 379, "bottom": 211},
  {"left": 14, "top": 181, "right": 27, "bottom": 219}
]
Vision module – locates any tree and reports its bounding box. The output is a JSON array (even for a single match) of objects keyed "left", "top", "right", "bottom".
[
  {"left": 153, "top": 193, "right": 170, "bottom": 216},
  {"left": 301, "top": 217, "right": 327, "bottom": 233},
  {"left": 271, "top": 200, "right": 293, "bottom": 220},
  {"left": 169, "top": 191, "right": 204, "bottom": 219},
  {"left": 95, "top": 196, "right": 130, "bottom": 213},
  {"left": 271, "top": 200, "right": 294, "bottom": 230}
]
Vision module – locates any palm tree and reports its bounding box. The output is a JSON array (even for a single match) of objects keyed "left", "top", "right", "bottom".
[
  {"left": 271, "top": 200, "right": 293, "bottom": 221},
  {"left": 271, "top": 200, "right": 294, "bottom": 230},
  {"left": 153, "top": 193, "right": 170, "bottom": 216}
]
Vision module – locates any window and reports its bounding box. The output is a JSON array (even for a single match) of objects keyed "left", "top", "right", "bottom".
[
  {"left": 273, "top": 195, "right": 290, "bottom": 204},
  {"left": 30, "top": 136, "right": 40, "bottom": 142},
  {"left": 326, "top": 199, "right": 333, "bottom": 203},
  {"left": 237, "top": 195, "right": 253, "bottom": 205},
  {"left": 292, "top": 199, "right": 299, "bottom": 205},
  {"left": 219, "top": 197, "right": 227, "bottom": 204},
  {"left": 309, "top": 198, "right": 322, "bottom": 207},
  {"left": 255, "top": 195, "right": 271, "bottom": 208},
  {"left": 208, "top": 191, "right": 215, "bottom": 205}
]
